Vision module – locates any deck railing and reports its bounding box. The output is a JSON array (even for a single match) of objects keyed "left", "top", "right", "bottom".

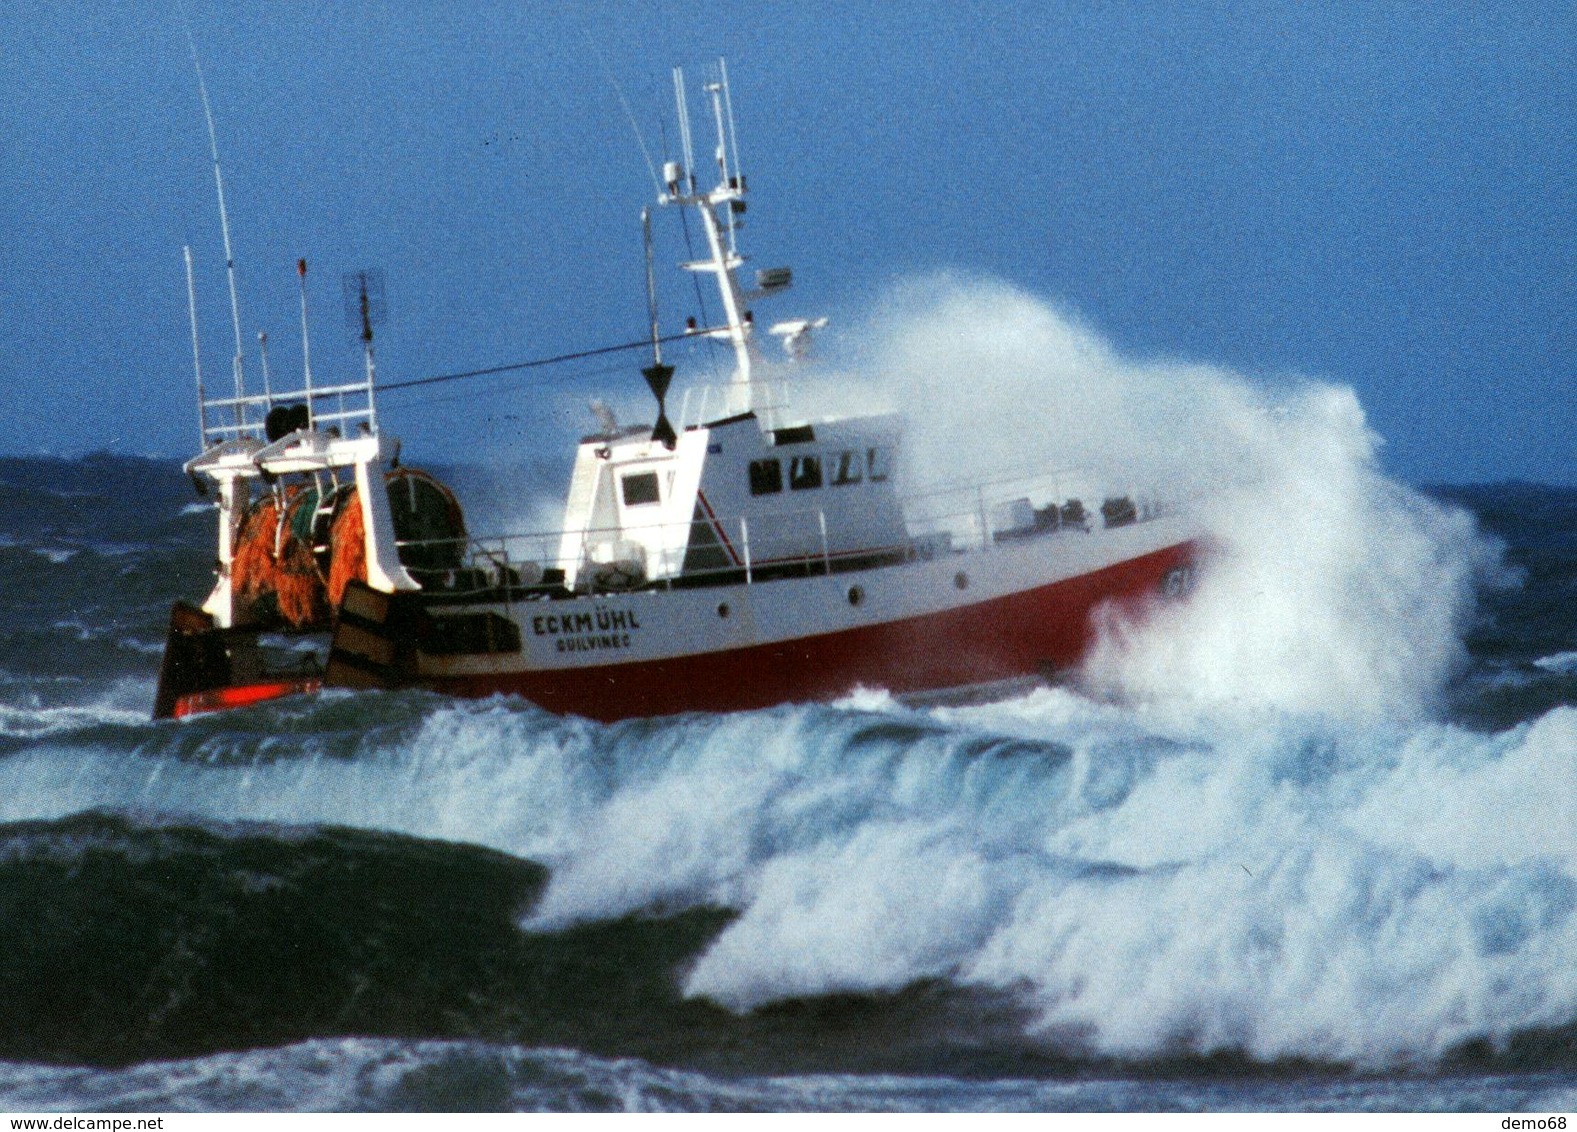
[
  {"left": 389, "top": 466, "right": 1177, "bottom": 602},
  {"left": 675, "top": 378, "right": 791, "bottom": 431},
  {"left": 199, "top": 378, "right": 378, "bottom": 449}
]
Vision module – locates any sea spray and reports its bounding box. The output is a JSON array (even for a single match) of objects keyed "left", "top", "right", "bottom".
[
  {"left": 812, "top": 274, "right": 1504, "bottom": 721},
  {"left": 1082, "top": 389, "right": 1497, "bottom": 721}
]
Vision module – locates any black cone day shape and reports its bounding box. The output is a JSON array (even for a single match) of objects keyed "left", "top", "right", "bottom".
[{"left": 643, "top": 362, "right": 676, "bottom": 449}]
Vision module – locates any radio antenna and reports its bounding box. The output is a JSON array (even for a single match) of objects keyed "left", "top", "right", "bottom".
[
  {"left": 257, "top": 330, "right": 273, "bottom": 404},
  {"left": 585, "top": 33, "right": 661, "bottom": 197},
  {"left": 297, "top": 259, "right": 315, "bottom": 425},
  {"left": 719, "top": 58, "right": 742, "bottom": 191},
  {"left": 180, "top": 13, "right": 247, "bottom": 429},
  {"left": 343, "top": 268, "right": 386, "bottom": 433},
  {"left": 182, "top": 245, "right": 207, "bottom": 448},
  {"left": 672, "top": 67, "right": 697, "bottom": 193}
]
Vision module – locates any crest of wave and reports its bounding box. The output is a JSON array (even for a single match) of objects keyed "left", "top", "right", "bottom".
[{"left": 830, "top": 274, "right": 1498, "bottom": 722}]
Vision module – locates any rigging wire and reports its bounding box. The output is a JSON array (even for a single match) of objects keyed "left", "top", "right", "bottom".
[
  {"left": 375, "top": 327, "right": 722, "bottom": 396},
  {"left": 387, "top": 360, "right": 634, "bottom": 412}
]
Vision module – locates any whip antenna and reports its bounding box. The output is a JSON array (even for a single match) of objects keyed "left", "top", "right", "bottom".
[
  {"left": 719, "top": 58, "right": 742, "bottom": 193},
  {"left": 296, "top": 259, "right": 315, "bottom": 425},
  {"left": 257, "top": 331, "right": 273, "bottom": 404},
  {"left": 182, "top": 245, "right": 207, "bottom": 448},
  {"left": 180, "top": 14, "right": 247, "bottom": 429},
  {"left": 586, "top": 34, "right": 661, "bottom": 197}
]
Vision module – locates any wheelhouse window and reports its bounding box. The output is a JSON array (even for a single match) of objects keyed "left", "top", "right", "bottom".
[
  {"left": 789, "top": 455, "right": 823, "bottom": 490},
  {"left": 621, "top": 471, "right": 661, "bottom": 506},
  {"left": 866, "top": 447, "right": 891, "bottom": 482},
  {"left": 831, "top": 450, "right": 863, "bottom": 486},
  {"left": 748, "top": 458, "right": 783, "bottom": 496}
]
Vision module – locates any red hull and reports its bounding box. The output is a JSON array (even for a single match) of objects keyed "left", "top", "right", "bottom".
[
  {"left": 169, "top": 542, "right": 1190, "bottom": 722},
  {"left": 173, "top": 678, "right": 323, "bottom": 719},
  {"left": 426, "top": 542, "right": 1191, "bottom": 721}
]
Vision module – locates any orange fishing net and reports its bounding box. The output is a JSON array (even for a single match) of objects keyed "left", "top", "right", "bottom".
[
  {"left": 230, "top": 486, "right": 331, "bottom": 629},
  {"left": 326, "top": 487, "right": 367, "bottom": 608},
  {"left": 228, "top": 469, "right": 466, "bottom": 625}
]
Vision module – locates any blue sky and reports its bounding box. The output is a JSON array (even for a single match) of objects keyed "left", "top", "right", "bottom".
[{"left": 0, "top": 1, "right": 1569, "bottom": 483}]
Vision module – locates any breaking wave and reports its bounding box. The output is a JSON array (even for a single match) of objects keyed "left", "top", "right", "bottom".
[
  {"left": 819, "top": 277, "right": 1506, "bottom": 722},
  {"left": 2, "top": 689, "right": 1572, "bottom": 1071}
]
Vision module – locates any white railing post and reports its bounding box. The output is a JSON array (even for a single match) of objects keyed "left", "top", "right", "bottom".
[
  {"left": 740, "top": 516, "right": 752, "bottom": 584},
  {"left": 977, "top": 485, "right": 990, "bottom": 551},
  {"left": 818, "top": 509, "right": 831, "bottom": 575},
  {"left": 666, "top": 516, "right": 678, "bottom": 588}
]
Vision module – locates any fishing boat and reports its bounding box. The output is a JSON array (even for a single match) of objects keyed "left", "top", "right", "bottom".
[{"left": 154, "top": 63, "right": 1196, "bottom": 722}]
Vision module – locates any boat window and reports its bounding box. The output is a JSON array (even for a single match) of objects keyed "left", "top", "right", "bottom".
[
  {"left": 831, "top": 450, "right": 863, "bottom": 486},
  {"left": 748, "top": 458, "right": 783, "bottom": 496},
  {"left": 866, "top": 447, "right": 890, "bottom": 483},
  {"left": 789, "top": 455, "right": 823, "bottom": 491},
  {"left": 621, "top": 471, "right": 661, "bottom": 506},
  {"left": 772, "top": 424, "right": 816, "bottom": 446}
]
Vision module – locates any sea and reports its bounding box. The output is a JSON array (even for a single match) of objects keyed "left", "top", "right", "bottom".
[{"left": 0, "top": 452, "right": 1572, "bottom": 1113}]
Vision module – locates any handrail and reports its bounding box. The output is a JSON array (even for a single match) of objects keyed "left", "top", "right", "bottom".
[
  {"left": 200, "top": 380, "right": 376, "bottom": 409},
  {"left": 676, "top": 377, "right": 790, "bottom": 429},
  {"left": 199, "top": 371, "right": 377, "bottom": 449},
  {"left": 385, "top": 466, "right": 1176, "bottom": 602}
]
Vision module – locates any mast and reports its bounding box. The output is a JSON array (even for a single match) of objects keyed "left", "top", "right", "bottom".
[{"left": 661, "top": 61, "right": 774, "bottom": 421}]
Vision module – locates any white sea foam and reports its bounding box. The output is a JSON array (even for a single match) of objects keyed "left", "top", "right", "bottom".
[
  {"left": 660, "top": 701, "right": 1577, "bottom": 1067},
  {"left": 4, "top": 1035, "right": 1562, "bottom": 1111},
  {"left": 804, "top": 276, "right": 1504, "bottom": 723},
  {"left": 4, "top": 691, "right": 1571, "bottom": 1068},
  {"left": 0, "top": 678, "right": 152, "bottom": 740},
  {"left": 30, "top": 546, "right": 78, "bottom": 564}
]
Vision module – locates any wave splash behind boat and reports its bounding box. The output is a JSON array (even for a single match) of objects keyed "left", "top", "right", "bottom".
[{"left": 840, "top": 276, "right": 1507, "bottom": 722}]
